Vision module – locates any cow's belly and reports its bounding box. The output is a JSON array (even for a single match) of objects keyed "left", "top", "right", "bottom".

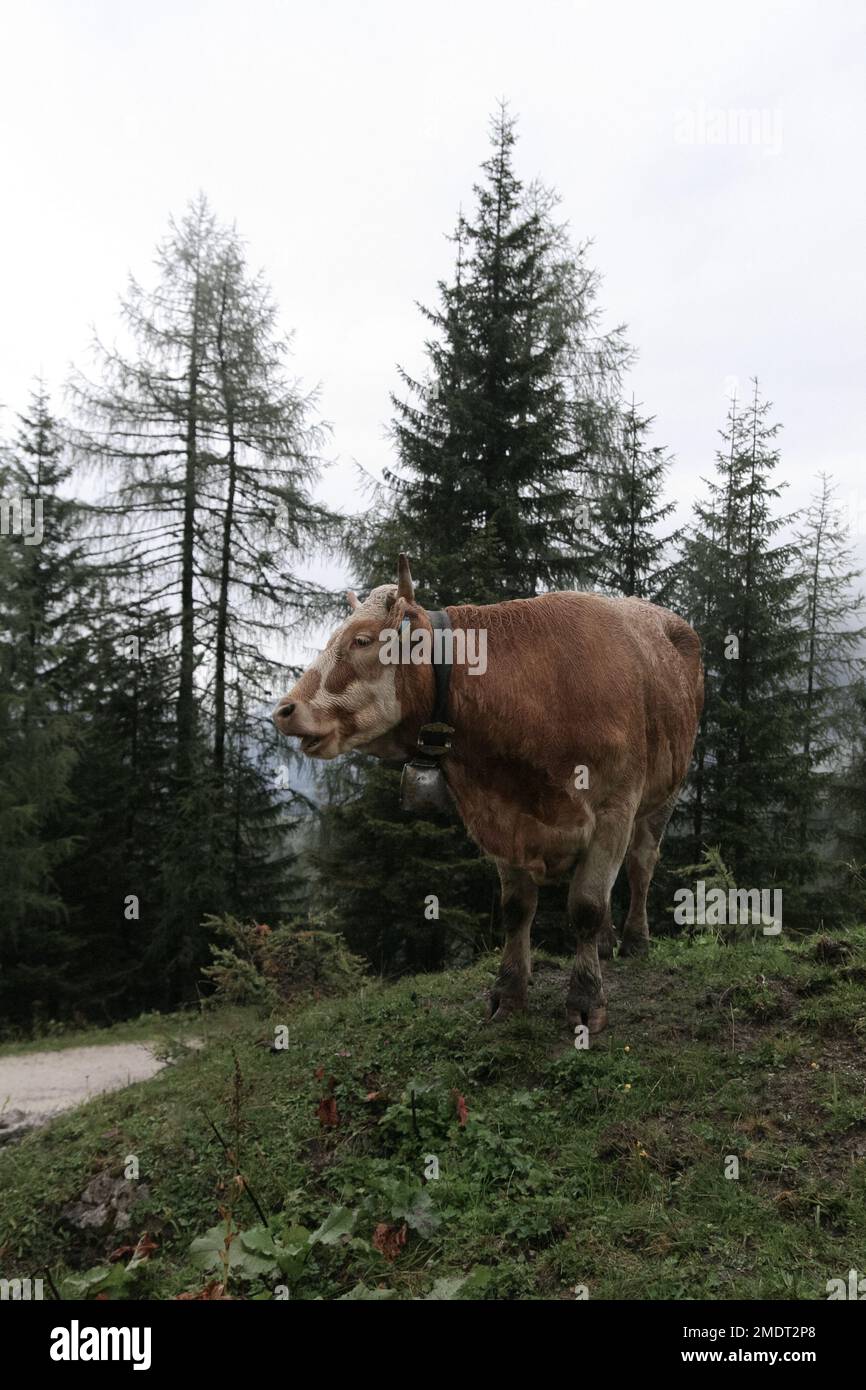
[{"left": 448, "top": 767, "right": 596, "bottom": 882}]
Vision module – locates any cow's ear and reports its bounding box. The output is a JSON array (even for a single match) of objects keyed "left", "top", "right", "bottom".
[
  {"left": 385, "top": 595, "right": 407, "bottom": 629},
  {"left": 396, "top": 553, "right": 415, "bottom": 601},
  {"left": 346, "top": 590, "right": 360, "bottom": 611}
]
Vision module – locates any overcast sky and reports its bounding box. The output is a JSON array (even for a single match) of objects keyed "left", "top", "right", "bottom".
[{"left": 2, "top": 0, "right": 865, "bottom": 593}]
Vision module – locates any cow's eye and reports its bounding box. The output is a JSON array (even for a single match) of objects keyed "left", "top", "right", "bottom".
[{"left": 353, "top": 634, "right": 373, "bottom": 648}]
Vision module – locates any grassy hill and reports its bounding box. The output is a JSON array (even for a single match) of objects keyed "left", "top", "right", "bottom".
[{"left": 1, "top": 928, "right": 865, "bottom": 1300}]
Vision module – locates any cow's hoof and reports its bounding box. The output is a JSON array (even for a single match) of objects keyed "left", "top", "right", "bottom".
[
  {"left": 486, "top": 989, "right": 528, "bottom": 1023},
  {"left": 566, "top": 1005, "right": 608, "bottom": 1036},
  {"left": 618, "top": 934, "right": 649, "bottom": 959}
]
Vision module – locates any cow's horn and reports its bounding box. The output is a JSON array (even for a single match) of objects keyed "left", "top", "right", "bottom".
[{"left": 397, "top": 553, "right": 415, "bottom": 601}]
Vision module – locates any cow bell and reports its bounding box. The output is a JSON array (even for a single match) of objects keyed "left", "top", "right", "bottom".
[
  {"left": 400, "top": 757, "right": 454, "bottom": 816},
  {"left": 400, "top": 722, "right": 455, "bottom": 816}
]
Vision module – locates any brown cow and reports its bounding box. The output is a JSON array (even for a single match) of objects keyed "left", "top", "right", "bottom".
[{"left": 273, "top": 555, "right": 703, "bottom": 1035}]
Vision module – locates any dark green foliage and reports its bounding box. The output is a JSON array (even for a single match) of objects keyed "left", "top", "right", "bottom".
[
  {"left": 0, "top": 392, "right": 85, "bottom": 1024},
  {"left": 834, "top": 681, "right": 866, "bottom": 920},
  {"left": 592, "top": 397, "right": 678, "bottom": 600},
  {"left": 351, "top": 106, "right": 630, "bottom": 605},
  {"left": 1, "top": 199, "right": 332, "bottom": 1029},
  {"left": 200, "top": 912, "right": 366, "bottom": 1007},
  {"left": 677, "top": 383, "right": 806, "bottom": 899},
  {"left": 314, "top": 759, "right": 494, "bottom": 974},
  {"left": 51, "top": 610, "right": 179, "bottom": 1018}
]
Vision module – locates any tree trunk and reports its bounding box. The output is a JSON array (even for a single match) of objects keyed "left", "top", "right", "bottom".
[
  {"left": 214, "top": 273, "right": 238, "bottom": 787},
  {"left": 176, "top": 276, "right": 202, "bottom": 781}
]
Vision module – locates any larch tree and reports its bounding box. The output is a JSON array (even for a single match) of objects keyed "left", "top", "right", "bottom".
[
  {"left": 794, "top": 473, "right": 864, "bottom": 788},
  {"left": 69, "top": 196, "right": 334, "bottom": 993}
]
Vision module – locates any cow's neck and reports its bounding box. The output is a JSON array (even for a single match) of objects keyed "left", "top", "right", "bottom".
[{"left": 362, "top": 605, "right": 459, "bottom": 760}]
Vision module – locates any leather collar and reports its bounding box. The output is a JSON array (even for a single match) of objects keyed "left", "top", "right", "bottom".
[{"left": 415, "top": 608, "right": 455, "bottom": 759}]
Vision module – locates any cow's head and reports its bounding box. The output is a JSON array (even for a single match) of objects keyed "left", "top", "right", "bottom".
[{"left": 273, "top": 554, "right": 428, "bottom": 760}]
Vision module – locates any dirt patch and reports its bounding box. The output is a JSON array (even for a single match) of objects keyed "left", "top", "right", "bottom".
[{"left": 597, "top": 1117, "right": 711, "bottom": 1174}]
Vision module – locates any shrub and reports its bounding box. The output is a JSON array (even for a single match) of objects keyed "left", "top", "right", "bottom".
[{"left": 201, "top": 913, "right": 365, "bottom": 1008}]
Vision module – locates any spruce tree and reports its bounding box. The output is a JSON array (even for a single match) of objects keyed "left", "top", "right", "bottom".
[
  {"left": 53, "top": 605, "right": 181, "bottom": 1017},
  {"left": 593, "top": 397, "right": 677, "bottom": 599},
  {"left": 835, "top": 681, "right": 866, "bottom": 919},
  {"left": 679, "top": 382, "right": 804, "bottom": 896},
  {"left": 352, "top": 105, "right": 630, "bottom": 604},
  {"left": 0, "top": 390, "right": 85, "bottom": 1025},
  {"left": 314, "top": 759, "right": 492, "bottom": 973},
  {"left": 320, "top": 108, "right": 631, "bottom": 972}
]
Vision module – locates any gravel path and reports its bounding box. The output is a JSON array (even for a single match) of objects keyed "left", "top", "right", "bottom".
[{"left": 0, "top": 1043, "right": 171, "bottom": 1137}]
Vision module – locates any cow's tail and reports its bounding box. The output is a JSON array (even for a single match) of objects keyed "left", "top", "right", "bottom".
[{"left": 664, "top": 612, "right": 704, "bottom": 723}]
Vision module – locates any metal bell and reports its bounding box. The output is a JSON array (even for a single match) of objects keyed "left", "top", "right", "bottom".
[{"left": 400, "top": 757, "right": 454, "bottom": 816}]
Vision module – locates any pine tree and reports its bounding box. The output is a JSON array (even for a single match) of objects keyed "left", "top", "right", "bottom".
[
  {"left": 679, "top": 382, "right": 804, "bottom": 895},
  {"left": 593, "top": 397, "right": 677, "bottom": 599},
  {"left": 0, "top": 390, "right": 86, "bottom": 1025},
  {"left": 314, "top": 758, "right": 491, "bottom": 973},
  {"left": 352, "top": 105, "right": 630, "bottom": 605},
  {"left": 835, "top": 680, "right": 866, "bottom": 919},
  {"left": 220, "top": 680, "right": 309, "bottom": 922},
  {"left": 70, "top": 197, "right": 223, "bottom": 782},
  {"left": 52, "top": 605, "right": 181, "bottom": 1017},
  {"left": 319, "top": 108, "right": 630, "bottom": 972}
]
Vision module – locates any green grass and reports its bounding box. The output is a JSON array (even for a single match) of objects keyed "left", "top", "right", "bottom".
[
  {"left": 1, "top": 928, "right": 865, "bottom": 1301},
  {"left": 0, "top": 1009, "right": 208, "bottom": 1058}
]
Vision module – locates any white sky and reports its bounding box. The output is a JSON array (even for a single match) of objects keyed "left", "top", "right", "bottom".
[{"left": 2, "top": 0, "right": 865, "bottom": 595}]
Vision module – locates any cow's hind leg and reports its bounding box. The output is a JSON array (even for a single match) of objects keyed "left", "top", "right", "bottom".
[
  {"left": 488, "top": 862, "right": 538, "bottom": 1023},
  {"left": 566, "top": 810, "right": 634, "bottom": 1035},
  {"left": 620, "top": 793, "right": 678, "bottom": 959}
]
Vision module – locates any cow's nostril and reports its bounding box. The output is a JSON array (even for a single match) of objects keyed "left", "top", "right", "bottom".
[{"left": 279, "top": 701, "right": 296, "bottom": 718}]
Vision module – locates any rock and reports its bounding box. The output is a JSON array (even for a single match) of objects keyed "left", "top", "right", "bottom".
[
  {"left": 60, "top": 1171, "right": 150, "bottom": 1236},
  {"left": 0, "top": 1109, "right": 38, "bottom": 1145}
]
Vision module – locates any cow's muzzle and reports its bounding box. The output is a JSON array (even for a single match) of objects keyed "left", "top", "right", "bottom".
[
  {"left": 272, "top": 698, "right": 338, "bottom": 757},
  {"left": 272, "top": 698, "right": 297, "bottom": 735}
]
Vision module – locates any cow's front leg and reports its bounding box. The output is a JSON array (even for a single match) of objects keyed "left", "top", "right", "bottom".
[
  {"left": 566, "top": 896, "right": 609, "bottom": 1036},
  {"left": 566, "top": 809, "right": 634, "bottom": 1035},
  {"left": 488, "top": 862, "right": 538, "bottom": 1022},
  {"left": 596, "top": 905, "right": 618, "bottom": 960}
]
